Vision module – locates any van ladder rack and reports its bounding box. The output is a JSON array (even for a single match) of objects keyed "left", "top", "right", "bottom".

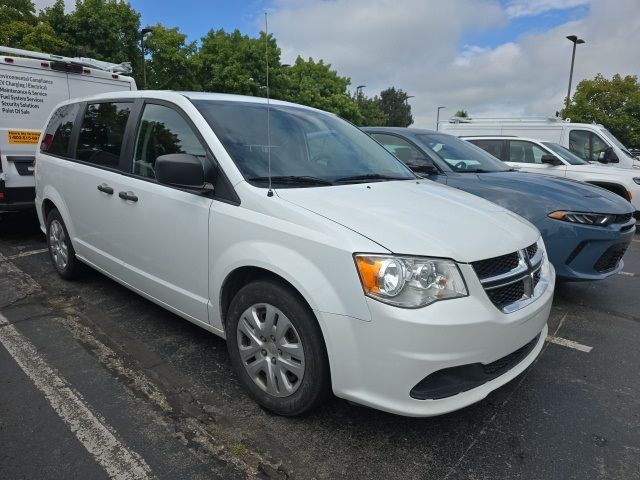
[{"left": 0, "top": 46, "right": 132, "bottom": 74}]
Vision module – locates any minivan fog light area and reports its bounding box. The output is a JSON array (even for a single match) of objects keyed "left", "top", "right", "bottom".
[
  {"left": 355, "top": 255, "right": 468, "bottom": 307},
  {"left": 548, "top": 211, "right": 615, "bottom": 225}
]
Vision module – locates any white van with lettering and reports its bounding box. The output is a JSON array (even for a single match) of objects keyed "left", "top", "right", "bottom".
[{"left": 0, "top": 46, "right": 135, "bottom": 214}]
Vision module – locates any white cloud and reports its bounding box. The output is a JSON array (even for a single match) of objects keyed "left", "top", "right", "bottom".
[
  {"left": 266, "top": 0, "right": 640, "bottom": 128},
  {"left": 32, "top": 0, "right": 73, "bottom": 13},
  {"left": 505, "top": 0, "right": 591, "bottom": 18}
]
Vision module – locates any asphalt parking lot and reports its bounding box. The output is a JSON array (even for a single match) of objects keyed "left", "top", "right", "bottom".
[{"left": 1, "top": 211, "right": 639, "bottom": 480}]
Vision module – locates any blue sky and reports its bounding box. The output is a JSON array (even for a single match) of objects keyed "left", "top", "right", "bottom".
[{"left": 128, "top": 0, "right": 591, "bottom": 50}]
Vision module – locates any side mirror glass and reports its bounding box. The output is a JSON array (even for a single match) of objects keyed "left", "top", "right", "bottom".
[
  {"left": 540, "top": 154, "right": 562, "bottom": 166},
  {"left": 156, "top": 153, "right": 206, "bottom": 188}
]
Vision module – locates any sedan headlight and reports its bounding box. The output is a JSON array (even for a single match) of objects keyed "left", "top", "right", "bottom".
[
  {"left": 548, "top": 211, "right": 616, "bottom": 226},
  {"left": 633, "top": 177, "right": 640, "bottom": 185},
  {"left": 354, "top": 254, "right": 468, "bottom": 308}
]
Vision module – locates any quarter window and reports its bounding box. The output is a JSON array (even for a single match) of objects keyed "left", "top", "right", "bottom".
[
  {"left": 76, "top": 102, "right": 132, "bottom": 168},
  {"left": 133, "top": 104, "right": 207, "bottom": 180},
  {"left": 569, "top": 129, "right": 608, "bottom": 161},
  {"left": 41, "top": 103, "right": 80, "bottom": 157},
  {"left": 508, "top": 140, "right": 548, "bottom": 164}
]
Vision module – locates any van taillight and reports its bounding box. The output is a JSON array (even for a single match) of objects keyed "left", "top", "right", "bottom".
[
  {"left": 83, "top": 68, "right": 91, "bottom": 74},
  {"left": 41, "top": 62, "right": 49, "bottom": 68},
  {"left": 4, "top": 57, "right": 14, "bottom": 63},
  {"left": 41, "top": 133, "right": 54, "bottom": 152},
  {"left": 112, "top": 74, "right": 119, "bottom": 79}
]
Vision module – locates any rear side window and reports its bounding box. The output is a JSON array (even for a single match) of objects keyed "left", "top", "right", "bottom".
[
  {"left": 469, "top": 139, "right": 504, "bottom": 160},
  {"left": 132, "top": 104, "right": 206, "bottom": 179},
  {"left": 77, "top": 102, "right": 132, "bottom": 168},
  {"left": 41, "top": 104, "right": 80, "bottom": 157}
]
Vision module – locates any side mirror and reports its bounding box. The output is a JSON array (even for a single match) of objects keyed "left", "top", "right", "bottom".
[
  {"left": 406, "top": 158, "right": 438, "bottom": 175},
  {"left": 156, "top": 153, "right": 205, "bottom": 188},
  {"left": 540, "top": 154, "right": 562, "bottom": 166},
  {"left": 598, "top": 147, "right": 618, "bottom": 164}
]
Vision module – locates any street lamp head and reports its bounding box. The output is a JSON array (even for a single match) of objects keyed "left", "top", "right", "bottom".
[
  {"left": 566, "top": 35, "right": 585, "bottom": 44},
  {"left": 141, "top": 28, "right": 153, "bottom": 37}
]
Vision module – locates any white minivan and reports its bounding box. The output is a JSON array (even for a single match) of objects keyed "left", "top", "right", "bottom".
[
  {"left": 35, "top": 91, "right": 555, "bottom": 417},
  {"left": 0, "top": 46, "right": 136, "bottom": 213},
  {"left": 440, "top": 117, "right": 640, "bottom": 170}
]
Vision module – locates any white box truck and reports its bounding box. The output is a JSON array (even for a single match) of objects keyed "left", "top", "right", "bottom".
[
  {"left": 0, "top": 46, "right": 136, "bottom": 213},
  {"left": 440, "top": 117, "right": 640, "bottom": 170}
]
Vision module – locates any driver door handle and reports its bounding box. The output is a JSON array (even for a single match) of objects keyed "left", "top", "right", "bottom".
[
  {"left": 118, "top": 191, "right": 138, "bottom": 202},
  {"left": 97, "top": 184, "right": 114, "bottom": 195}
]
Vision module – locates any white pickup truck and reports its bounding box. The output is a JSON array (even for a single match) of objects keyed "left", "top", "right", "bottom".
[{"left": 0, "top": 46, "right": 136, "bottom": 213}]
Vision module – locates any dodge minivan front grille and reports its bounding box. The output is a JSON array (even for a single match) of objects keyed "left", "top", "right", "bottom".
[{"left": 472, "top": 241, "right": 547, "bottom": 313}]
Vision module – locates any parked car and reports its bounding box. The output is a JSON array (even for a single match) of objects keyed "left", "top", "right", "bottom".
[
  {"left": 439, "top": 117, "right": 640, "bottom": 169},
  {"left": 463, "top": 135, "right": 640, "bottom": 219},
  {"left": 35, "top": 91, "right": 555, "bottom": 417},
  {"left": 0, "top": 46, "right": 136, "bottom": 214},
  {"left": 363, "top": 127, "right": 635, "bottom": 282}
]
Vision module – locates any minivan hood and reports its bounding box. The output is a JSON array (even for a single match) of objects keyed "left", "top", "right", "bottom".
[
  {"left": 276, "top": 180, "right": 538, "bottom": 263},
  {"left": 446, "top": 172, "right": 633, "bottom": 219}
]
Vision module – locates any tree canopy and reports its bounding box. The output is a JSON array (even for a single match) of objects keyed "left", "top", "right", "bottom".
[
  {"left": 2, "top": 0, "right": 413, "bottom": 126},
  {"left": 562, "top": 74, "right": 640, "bottom": 148}
]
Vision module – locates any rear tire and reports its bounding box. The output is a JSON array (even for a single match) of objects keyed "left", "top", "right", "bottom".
[
  {"left": 46, "top": 208, "right": 83, "bottom": 280},
  {"left": 226, "top": 280, "right": 331, "bottom": 416}
]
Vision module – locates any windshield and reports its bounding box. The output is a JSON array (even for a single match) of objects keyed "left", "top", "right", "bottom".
[
  {"left": 600, "top": 128, "right": 633, "bottom": 158},
  {"left": 542, "top": 142, "right": 588, "bottom": 165},
  {"left": 192, "top": 100, "right": 415, "bottom": 186},
  {"left": 416, "top": 133, "right": 509, "bottom": 172}
]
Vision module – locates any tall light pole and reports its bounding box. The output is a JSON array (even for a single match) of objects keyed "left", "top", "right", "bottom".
[
  {"left": 356, "top": 84, "right": 366, "bottom": 103},
  {"left": 140, "top": 28, "right": 153, "bottom": 89},
  {"left": 565, "top": 35, "right": 585, "bottom": 110},
  {"left": 404, "top": 95, "right": 415, "bottom": 104},
  {"left": 436, "top": 106, "right": 446, "bottom": 131}
]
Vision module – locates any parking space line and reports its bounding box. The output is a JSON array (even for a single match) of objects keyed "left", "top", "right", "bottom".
[
  {"left": 0, "top": 313, "right": 153, "bottom": 480},
  {"left": 546, "top": 335, "right": 593, "bottom": 353},
  {"left": 4, "top": 248, "right": 49, "bottom": 260},
  {"left": 618, "top": 271, "right": 636, "bottom": 277}
]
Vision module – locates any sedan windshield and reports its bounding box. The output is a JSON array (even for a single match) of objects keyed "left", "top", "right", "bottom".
[
  {"left": 416, "top": 133, "right": 509, "bottom": 172},
  {"left": 192, "top": 100, "right": 415, "bottom": 187},
  {"left": 542, "top": 142, "right": 588, "bottom": 165}
]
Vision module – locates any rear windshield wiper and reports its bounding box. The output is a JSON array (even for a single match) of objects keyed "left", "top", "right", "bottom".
[
  {"left": 334, "top": 173, "right": 411, "bottom": 183},
  {"left": 247, "top": 175, "right": 334, "bottom": 186}
]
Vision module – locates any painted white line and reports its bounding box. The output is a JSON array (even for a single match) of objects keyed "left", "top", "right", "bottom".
[
  {"left": 0, "top": 313, "right": 153, "bottom": 480},
  {"left": 6, "top": 248, "right": 49, "bottom": 260},
  {"left": 546, "top": 335, "right": 593, "bottom": 353},
  {"left": 618, "top": 271, "right": 636, "bottom": 277}
]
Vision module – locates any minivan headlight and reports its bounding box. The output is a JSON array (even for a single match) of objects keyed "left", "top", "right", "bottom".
[{"left": 354, "top": 254, "right": 468, "bottom": 308}]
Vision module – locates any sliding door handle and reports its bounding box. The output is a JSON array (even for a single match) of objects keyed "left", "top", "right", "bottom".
[
  {"left": 118, "top": 191, "right": 138, "bottom": 202},
  {"left": 97, "top": 184, "right": 114, "bottom": 195}
]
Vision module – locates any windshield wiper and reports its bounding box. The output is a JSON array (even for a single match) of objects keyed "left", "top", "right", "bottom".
[
  {"left": 247, "top": 175, "right": 333, "bottom": 186},
  {"left": 456, "top": 168, "right": 491, "bottom": 173},
  {"left": 334, "top": 173, "right": 411, "bottom": 183}
]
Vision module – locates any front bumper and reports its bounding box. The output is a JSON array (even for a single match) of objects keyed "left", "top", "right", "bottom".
[
  {"left": 540, "top": 216, "right": 635, "bottom": 281},
  {"left": 317, "top": 262, "right": 555, "bottom": 417}
]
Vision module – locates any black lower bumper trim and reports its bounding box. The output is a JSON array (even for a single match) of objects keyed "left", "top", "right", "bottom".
[{"left": 410, "top": 333, "right": 541, "bottom": 400}]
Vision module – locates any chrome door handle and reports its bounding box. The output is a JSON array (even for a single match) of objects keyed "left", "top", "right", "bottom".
[
  {"left": 97, "top": 184, "right": 114, "bottom": 195},
  {"left": 118, "top": 191, "right": 138, "bottom": 202}
]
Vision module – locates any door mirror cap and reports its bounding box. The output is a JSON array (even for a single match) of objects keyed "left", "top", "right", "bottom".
[
  {"left": 156, "top": 154, "right": 205, "bottom": 188},
  {"left": 540, "top": 154, "right": 563, "bottom": 166}
]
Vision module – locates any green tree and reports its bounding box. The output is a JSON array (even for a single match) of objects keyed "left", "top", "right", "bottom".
[
  {"left": 0, "top": 0, "right": 36, "bottom": 25},
  {"left": 377, "top": 87, "right": 413, "bottom": 127},
  {"left": 562, "top": 74, "right": 640, "bottom": 148},
  {"left": 196, "top": 29, "right": 281, "bottom": 97},
  {"left": 454, "top": 109, "right": 468, "bottom": 118},
  {"left": 143, "top": 24, "right": 197, "bottom": 90},
  {"left": 279, "top": 56, "right": 361, "bottom": 123},
  {"left": 356, "top": 95, "right": 386, "bottom": 126}
]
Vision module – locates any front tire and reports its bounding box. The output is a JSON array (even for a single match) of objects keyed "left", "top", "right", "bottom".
[
  {"left": 226, "top": 280, "right": 331, "bottom": 416},
  {"left": 46, "top": 208, "right": 82, "bottom": 280}
]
